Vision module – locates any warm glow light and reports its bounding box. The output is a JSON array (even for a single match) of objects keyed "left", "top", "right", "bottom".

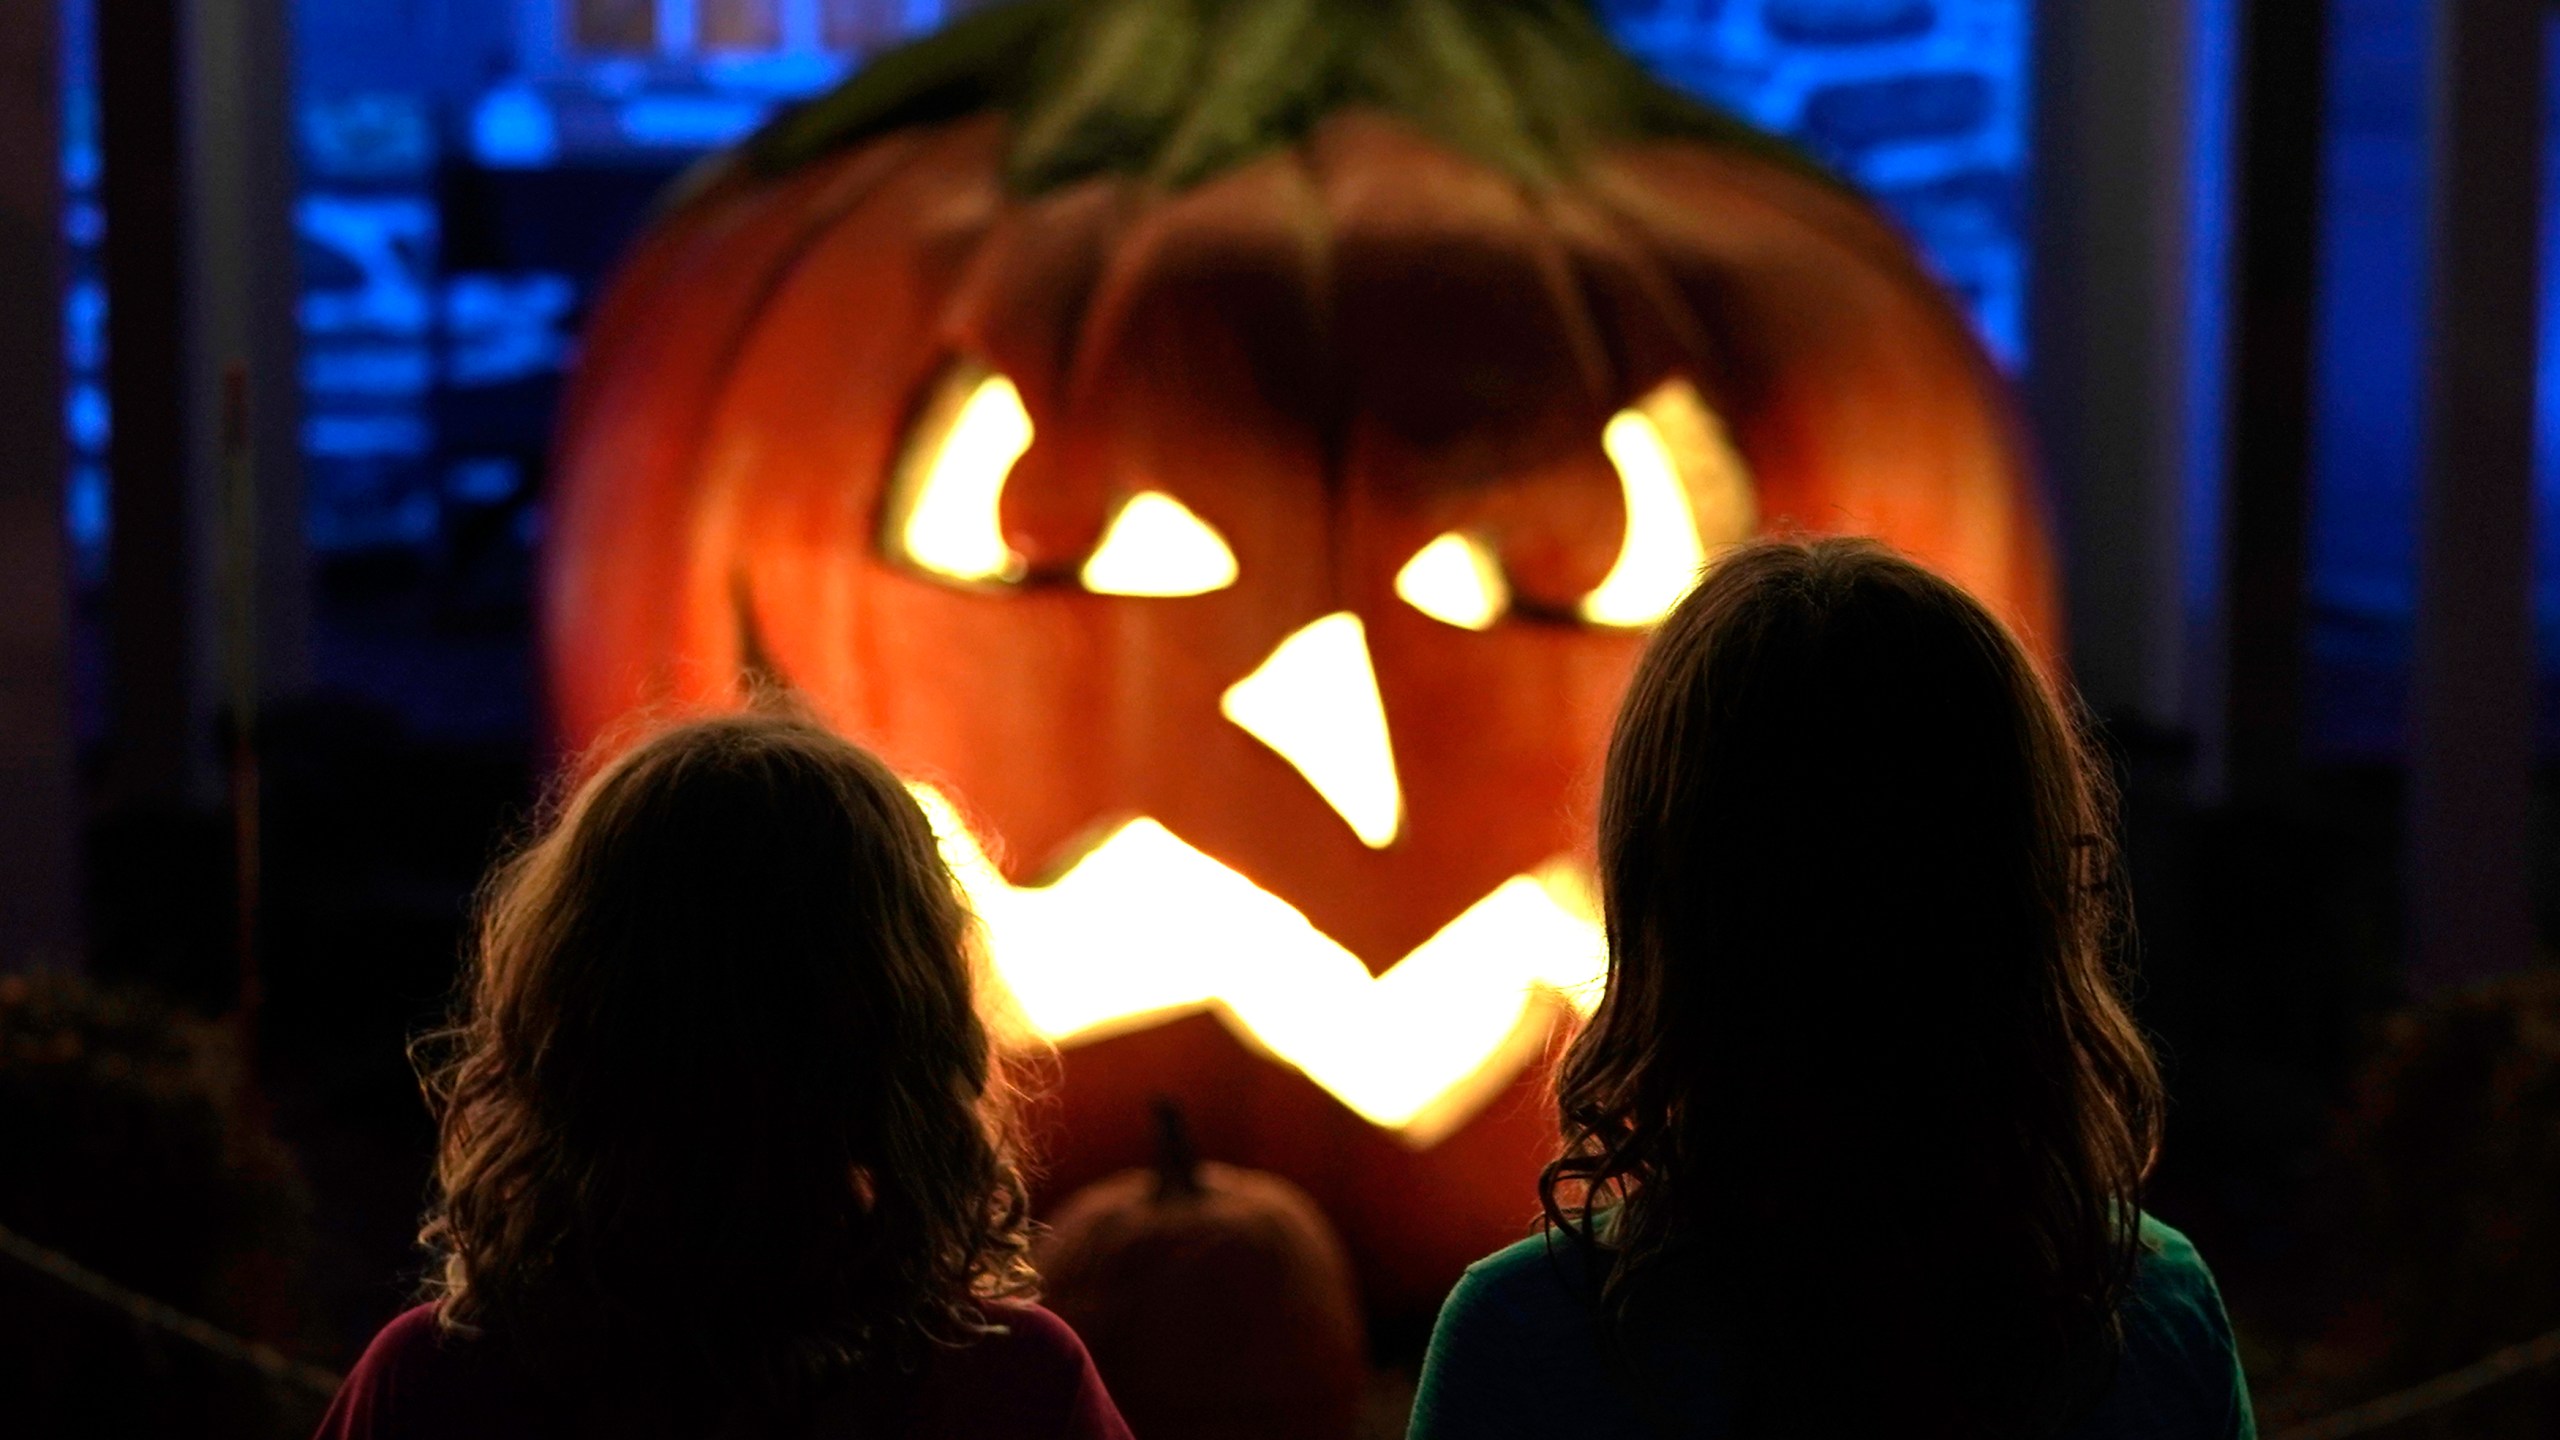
[
  {"left": 1219, "top": 613, "right": 1404, "bottom": 848},
  {"left": 1583, "top": 381, "right": 1755, "bottom": 627},
  {"left": 1080, "top": 491, "right": 1238, "bottom": 596},
  {"left": 912, "top": 785, "right": 1605, "bottom": 1143},
  {"left": 1395, "top": 532, "right": 1509, "bottom": 630},
  {"left": 887, "top": 369, "right": 1033, "bottom": 584}
]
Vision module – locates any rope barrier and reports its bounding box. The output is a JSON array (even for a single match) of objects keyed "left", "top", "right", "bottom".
[
  {"left": 2269, "top": 1324, "right": 2560, "bottom": 1440},
  {"left": 0, "top": 1218, "right": 344, "bottom": 1401}
]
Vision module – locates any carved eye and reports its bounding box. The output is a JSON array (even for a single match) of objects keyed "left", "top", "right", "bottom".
[
  {"left": 1081, "top": 492, "right": 1238, "bottom": 597},
  {"left": 884, "top": 363, "right": 1033, "bottom": 586},
  {"left": 886, "top": 363, "right": 1239, "bottom": 597},
  {"left": 1582, "top": 379, "right": 1755, "bottom": 628},
  {"left": 1395, "top": 532, "right": 1510, "bottom": 631}
]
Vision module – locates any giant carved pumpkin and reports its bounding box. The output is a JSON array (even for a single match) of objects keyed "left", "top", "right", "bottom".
[{"left": 544, "top": 0, "right": 2055, "bottom": 1317}]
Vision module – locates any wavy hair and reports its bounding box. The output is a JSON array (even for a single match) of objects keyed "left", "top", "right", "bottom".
[
  {"left": 1542, "top": 538, "right": 2163, "bottom": 1439},
  {"left": 417, "top": 710, "right": 1034, "bottom": 1429}
]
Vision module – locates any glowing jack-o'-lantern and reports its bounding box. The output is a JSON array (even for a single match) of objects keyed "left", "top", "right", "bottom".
[{"left": 544, "top": 0, "right": 2055, "bottom": 1314}]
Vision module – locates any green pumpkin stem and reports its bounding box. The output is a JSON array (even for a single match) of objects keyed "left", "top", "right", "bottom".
[
  {"left": 1152, "top": 1095, "right": 1205, "bottom": 1201},
  {"left": 747, "top": 0, "right": 1823, "bottom": 193}
]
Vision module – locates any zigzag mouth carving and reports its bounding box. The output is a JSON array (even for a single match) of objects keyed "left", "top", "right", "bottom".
[
  {"left": 910, "top": 786, "right": 1606, "bottom": 1147},
  {"left": 731, "top": 580, "right": 1607, "bottom": 1145}
]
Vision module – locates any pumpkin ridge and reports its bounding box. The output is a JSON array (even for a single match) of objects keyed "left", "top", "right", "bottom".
[
  {"left": 545, "top": 139, "right": 937, "bottom": 736},
  {"left": 746, "top": 0, "right": 1827, "bottom": 197},
  {"left": 685, "top": 131, "right": 991, "bottom": 522},
  {"left": 1517, "top": 185, "right": 1615, "bottom": 411},
  {"left": 673, "top": 123, "right": 1011, "bottom": 712},
  {"left": 637, "top": 127, "right": 945, "bottom": 521},
  {"left": 1061, "top": 144, "right": 1346, "bottom": 478},
  {"left": 1531, "top": 183, "right": 1716, "bottom": 405},
  {"left": 945, "top": 177, "right": 1143, "bottom": 414},
  {"left": 1574, "top": 160, "right": 1753, "bottom": 414}
]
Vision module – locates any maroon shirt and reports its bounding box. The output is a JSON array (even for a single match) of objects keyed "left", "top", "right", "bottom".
[{"left": 314, "top": 1300, "right": 1135, "bottom": 1440}]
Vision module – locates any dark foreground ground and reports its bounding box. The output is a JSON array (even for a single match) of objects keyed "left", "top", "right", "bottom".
[{"left": 6, "top": 667, "right": 2559, "bottom": 1439}]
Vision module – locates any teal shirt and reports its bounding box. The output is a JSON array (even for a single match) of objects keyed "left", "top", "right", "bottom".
[{"left": 1411, "top": 1214, "right": 2255, "bottom": 1440}]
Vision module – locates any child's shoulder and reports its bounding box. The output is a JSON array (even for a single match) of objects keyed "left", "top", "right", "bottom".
[
  {"left": 932, "top": 1301, "right": 1103, "bottom": 1397},
  {"left": 914, "top": 1302, "right": 1130, "bottom": 1439},
  {"left": 374, "top": 1301, "right": 449, "bottom": 1345},
  {"left": 1440, "top": 1228, "right": 1614, "bottom": 1340},
  {"left": 347, "top": 1302, "right": 471, "bottom": 1381},
  {"left": 1461, "top": 1229, "right": 1596, "bottom": 1290},
  {"left": 974, "top": 1302, "right": 1090, "bottom": 1364},
  {"left": 2131, "top": 1213, "right": 2227, "bottom": 1312},
  {"left": 316, "top": 1303, "right": 524, "bottom": 1440}
]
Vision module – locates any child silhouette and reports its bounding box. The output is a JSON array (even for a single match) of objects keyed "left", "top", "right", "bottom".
[{"left": 318, "top": 712, "right": 1131, "bottom": 1440}]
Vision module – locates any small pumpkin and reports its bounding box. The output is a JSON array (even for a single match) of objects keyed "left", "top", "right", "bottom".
[
  {"left": 1035, "top": 1101, "right": 1367, "bottom": 1440},
  {"left": 544, "top": 0, "right": 2053, "bottom": 1315}
]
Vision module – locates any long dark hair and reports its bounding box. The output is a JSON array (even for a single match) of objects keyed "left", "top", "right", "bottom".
[
  {"left": 418, "top": 710, "right": 1035, "bottom": 1429},
  {"left": 1542, "top": 537, "right": 2163, "bottom": 1439}
]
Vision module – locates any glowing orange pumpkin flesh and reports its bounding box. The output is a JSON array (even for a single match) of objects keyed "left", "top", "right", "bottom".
[{"left": 543, "top": 0, "right": 2056, "bottom": 1316}]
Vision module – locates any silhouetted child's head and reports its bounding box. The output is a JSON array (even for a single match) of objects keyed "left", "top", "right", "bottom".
[
  {"left": 420, "top": 710, "right": 1032, "bottom": 1419},
  {"left": 1548, "top": 536, "right": 2162, "bottom": 1439}
]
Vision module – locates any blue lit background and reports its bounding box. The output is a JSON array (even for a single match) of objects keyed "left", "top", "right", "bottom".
[
  {"left": 79, "top": 1, "right": 2560, "bottom": 761},
  {"left": 279, "top": 0, "right": 2029, "bottom": 567},
  {"left": 60, "top": 0, "right": 2044, "bottom": 742},
  {"left": 2303, "top": 0, "right": 2431, "bottom": 758},
  {"left": 59, "top": 0, "right": 104, "bottom": 590},
  {"left": 2301, "top": 0, "right": 2560, "bottom": 757},
  {"left": 90, "top": 0, "right": 2545, "bottom": 760}
]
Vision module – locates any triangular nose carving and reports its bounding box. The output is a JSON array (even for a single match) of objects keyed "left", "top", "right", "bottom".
[{"left": 1220, "top": 613, "right": 1404, "bottom": 848}]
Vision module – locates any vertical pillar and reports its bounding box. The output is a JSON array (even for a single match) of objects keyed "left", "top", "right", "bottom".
[
  {"left": 0, "top": 0, "right": 82, "bottom": 970},
  {"left": 99, "top": 0, "right": 192, "bottom": 804},
  {"left": 2220, "top": 0, "right": 2328, "bottom": 803},
  {"left": 99, "top": 0, "right": 303, "bottom": 809},
  {"left": 2028, "top": 0, "right": 2215, "bottom": 736},
  {"left": 2408, "top": 0, "right": 2543, "bottom": 990},
  {"left": 187, "top": 0, "right": 308, "bottom": 711}
]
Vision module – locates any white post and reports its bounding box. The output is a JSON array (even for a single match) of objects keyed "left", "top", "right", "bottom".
[
  {"left": 2028, "top": 0, "right": 2222, "bottom": 744},
  {"left": 186, "top": 0, "right": 307, "bottom": 715}
]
